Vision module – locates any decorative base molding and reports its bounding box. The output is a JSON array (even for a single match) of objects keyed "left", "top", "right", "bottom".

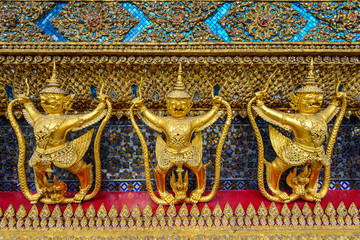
[
  {"left": 3, "top": 228, "right": 360, "bottom": 239},
  {"left": 1, "top": 191, "right": 360, "bottom": 238}
]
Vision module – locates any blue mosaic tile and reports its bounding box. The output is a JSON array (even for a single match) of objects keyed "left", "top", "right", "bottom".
[
  {"left": 34, "top": 2, "right": 69, "bottom": 42},
  {"left": 121, "top": 3, "right": 152, "bottom": 42},
  {"left": 204, "top": 2, "right": 233, "bottom": 42},
  {"left": 290, "top": 3, "right": 320, "bottom": 42}
]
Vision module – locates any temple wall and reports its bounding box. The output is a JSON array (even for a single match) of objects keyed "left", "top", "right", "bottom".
[{"left": 0, "top": 1, "right": 360, "bottom": 192}]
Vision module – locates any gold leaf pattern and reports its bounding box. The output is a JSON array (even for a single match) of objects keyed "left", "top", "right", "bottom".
[
  {"left": 63, "top": 204, "right": 74, "bottom": 218},
  {"left": 16, "top": 205, "right": 27, "bottom": 219},
  {"left": 120, "top": 204, "right": 130, "bottom": 218},
  {"left": 4, "top": 204, "right": 15, "bottom": 218},
  {"left": 190, "top": 204, "right": 200, "bottom": 218},
  {"left": 39, "top": 205, "right": 51, "bottom": 219},
  {"left": 51, "top": 205, "right": 62, "bottom": 220},
  {"left": 108, "top": 204, "right": 119, "bottom": 219},
  {"left": 98, "top": 204, "right": 108, "bottom": 219},
  {"left": 75, "top": 204, "right": 85, "bottom": 219},
  {"left": 86, "top": 204, "right": 96, "bottom": 218},
  {"left": 221, "top": 2, "right": 307, "bottom": 41},
  {"left": 213, "top": 203, "right": 223, "bottom": 218}
]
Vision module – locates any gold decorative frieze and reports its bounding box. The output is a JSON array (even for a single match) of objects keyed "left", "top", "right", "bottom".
[
  {"left": 52, "top": 2, "right": 138, "bottom": 42},
  {"left": 302, "top": 2, "right": 360, "bottom": 42},
  {"left": 1, "top": 42, "right": 360, "bottom": 54},
  {"left": 1, "top": 1, "right": 360, "bottom": 48},
  {"left": 133, "top": 1, "right": 221, "bottom": 42},
  {"left": 221, "top": 2, "right": 307, "bottom": 41},
  {"left": 1, "top": 202, "right": 360, "bottom": 238},
  {"left": 1, "top": 55, "right": 360, "bottom": 119},
  {"left": 0, "top": 2, "right": 54, "bottom": 42}
]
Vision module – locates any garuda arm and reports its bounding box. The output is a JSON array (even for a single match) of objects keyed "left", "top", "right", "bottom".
[
  {"left": 253, "top": 100, "right": 294, "bottom": 132},
  {"left": 137, "top": 101, "right": 166, "bottom": 133},
  {"left": 22, "top": 100, "right": 43, "bottom": 126},
  {"left": 67, "top": 100, "right": 108, "bottom": 131},
  {"left": 191, "top": 96, "right": 223, "bottom": 132},
  {"left": 320, "top": 98, "right": 340, "bottom": 123},
  {"left": 192, "top": 104, "right": 222, "bottom": 132}
]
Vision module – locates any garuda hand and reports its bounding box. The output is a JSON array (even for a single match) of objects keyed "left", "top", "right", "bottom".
[
  {"left": 213, "top": 96, "right": 222, "bottom": 108},
  {"left": 16, "top": 95, "right": 31, "bottom": 104},
  {"left": 132, "top": 97, "right": 144, "bottom": 108}
]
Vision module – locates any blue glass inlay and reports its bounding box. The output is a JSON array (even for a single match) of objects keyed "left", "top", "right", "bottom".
[
  {"left": 34, "top": 2, "right": 69, "bottom": 42},
  {"left": 338, "top": 85, "right": 343, "bottom": 92},
  {"left": 204, "top": 2, "right": 233, "bottom": 42},
  {"left": 131, "top": 85, "right": 138, "bottom": 98},
  {"left": 4, "top": 85, "right": 14, "bottom": 100},
  {"left": 214, "top": 84, "right": 220, "bottom": 97},
  {"left": 290, "top": 3, "right": 319, "bottom": 42},
  {"left": 90, "top": 85, "right": 97, "bottom": 100},
  {"left": 121, "top": 2, "right": 152, "bottom": 42}
]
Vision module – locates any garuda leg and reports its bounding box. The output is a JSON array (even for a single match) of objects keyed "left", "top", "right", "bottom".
[
  {"left": 32, "top": 164, "right": 53, "bottom": 203},
  {"left": 67, "top": 160, "right": 93, "bottom": 203},
  {"left": 187, "top": 162, "right": 207, "bottom": 204},
  {"left": 154, "top": 164, "right": 175, "bottom": 204},
  {"left": 266, "top": 157, "right": 292, "bottom": 202},
  {"left": 305, "top": 160, "right": 323, "bottom": 201}
]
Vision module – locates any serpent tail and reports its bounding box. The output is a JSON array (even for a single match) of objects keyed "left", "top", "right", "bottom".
[
  {"left": 199, "top": 99, "right": 232, "bottom": 202},
  {"left": 247, "top": 97, "right": 281, "bottom": 202},
  {"left": 319, "top": 97, "right": 347, "bottom": 198},
  {"left": 8, "top": 100, "right": 37, "bottom": 201},
  {"left": 130, "top": 104, "right": 167, "bottom": 205},
  {"left": 84, "top": 99, "right": 112, "bottom": 201}
]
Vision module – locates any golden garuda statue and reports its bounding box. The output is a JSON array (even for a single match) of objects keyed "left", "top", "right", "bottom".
[
  {"left": 130, "top": 64, "right": 232, "bottom": 205},
  {"left": 7, "top": 63, "right": 112, "bottom": 204},
  {"left": 247, "top": 58, "right": 347, "bottom": 203}
]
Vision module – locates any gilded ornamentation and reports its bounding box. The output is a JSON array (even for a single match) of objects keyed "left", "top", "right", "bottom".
[
  {"left": 0, "top": 1, "right": 360, "bottom": 45},
  {"left": 302, "top": 2, "right": 360, "bottom": 42},
  {"left": 1, "top": 56, "right": 360, "bottom": 119},
  {"left": 130, "top": 64, "right": 232, "bottom": 204},
  {"left": 1, "top": 201, "right": 360, "bottom": 238},
  {"left": 52, "top": 2, "right": 138, "bottom": 42},
  {"left": 133, "top": 1, "right": 221, "bottom": 42},
  {"left": 7, "top": 63, "right": 112, "bottom": 204},
  {"left": 220, "top": 2, "right": 307, "bottom": 41},
  {"left": 248, "top": 58, "right": 347, "bottom": 203},
  {"left": 0, "top": 2, "right": 54, "bottom": 42}
]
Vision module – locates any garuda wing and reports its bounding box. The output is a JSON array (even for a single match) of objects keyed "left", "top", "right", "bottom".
[{"left": 269, "top": 125, "right": 291, "bottom": 160}]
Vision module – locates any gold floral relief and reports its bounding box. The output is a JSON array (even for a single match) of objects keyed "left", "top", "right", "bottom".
[
  {"left": 0, "top": 2, "right": 54, "bottom": 42},
  {"left": 220, "top": 2, "right": 307, "bottom": 41},
  {"left": 52, "top": 2, "right": 138, "bottom": 42},
  {"left": 302, "top": 2, "right": 360, "bottom": 42},
  {"left": 133, "top": 1, "right": 222, "bottom": 42}
]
